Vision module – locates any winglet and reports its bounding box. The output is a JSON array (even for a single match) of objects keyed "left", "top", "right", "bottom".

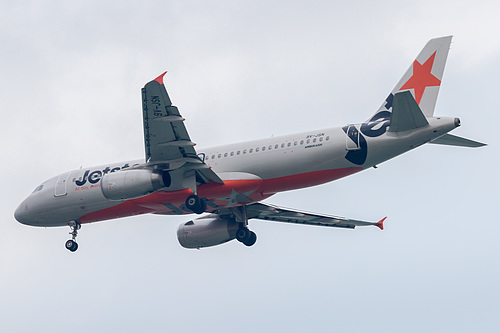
[
  {"left": 153, "top": 71, "right": 167, "bottom": 84},
  {"left": 376, "top": 217, "right": 387, "bottom": 230}
]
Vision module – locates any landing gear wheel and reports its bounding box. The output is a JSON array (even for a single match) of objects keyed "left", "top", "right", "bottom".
[
  {"left": 185, "top": 194, "right": 207, "bottom": 214},
  {"left": 236, "top": 228, "right": 257, "bottom": 247},
  {"left": 243, "top": 231, "right": 257, "bottom": 247},
  {"left": 65, "top": 239, "right": 78, "bottom": 252},
  {"left": 236, "top": 228, "right": 250, "bottom": 242}
]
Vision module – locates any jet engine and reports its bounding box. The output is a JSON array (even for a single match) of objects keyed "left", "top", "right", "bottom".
[
  {"left": 101, "top": 169, "right": 170, "bottom": 200},
  {"left": 177, "top": 215, "right": 239, "bottom": 249}
]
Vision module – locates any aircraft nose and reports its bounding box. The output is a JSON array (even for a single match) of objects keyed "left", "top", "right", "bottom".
[
  {"left": 14, "top": 202, "right": 26, "bottom": 223},
  {"left": 14, "top": 200, "right": 33, "bottom": 225}
]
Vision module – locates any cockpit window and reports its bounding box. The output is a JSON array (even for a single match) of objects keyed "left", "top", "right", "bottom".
[{"left": 32, "top": 184, "right": 44, "bottom": 193}]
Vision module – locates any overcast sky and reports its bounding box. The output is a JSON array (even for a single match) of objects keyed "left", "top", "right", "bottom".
[{"left": 1, "top": 1, "right": 499, "bottom": 332}]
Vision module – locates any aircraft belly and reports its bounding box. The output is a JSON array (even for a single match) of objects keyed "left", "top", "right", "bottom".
[{"left": 259, "top": 167, "right": 363, "bottom": 193}]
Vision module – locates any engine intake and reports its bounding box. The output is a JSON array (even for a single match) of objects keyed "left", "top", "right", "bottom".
[
  {"left": 177, "top": 215, "right": 238, "bottom": 249},
  {"left": 101, "top": 169, "right": 168, "bottom": 200}
]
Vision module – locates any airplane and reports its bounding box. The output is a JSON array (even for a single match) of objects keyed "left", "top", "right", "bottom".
[{"left": 14, "top": 36, "right": 485, "bottom": 252}]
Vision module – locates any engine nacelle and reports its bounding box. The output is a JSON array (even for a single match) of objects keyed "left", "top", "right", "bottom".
[
  {"left": 101, "top": 169, "right": 168, "bottom": 200},
  {"left": 177, "top": 215, "right": 239, "bottom": 249}
]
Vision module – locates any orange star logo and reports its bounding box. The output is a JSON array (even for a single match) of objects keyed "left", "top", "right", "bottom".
[{"left": 400, "top": 51, "right": 441, "bottom": 104}]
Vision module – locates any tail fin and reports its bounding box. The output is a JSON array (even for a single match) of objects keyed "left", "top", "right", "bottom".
[
  {"left": 370, "top": 36, "right": 452, "bottom": 121},
  {"left": 388, "top": 91, "right": 429, "bottom": 132}
]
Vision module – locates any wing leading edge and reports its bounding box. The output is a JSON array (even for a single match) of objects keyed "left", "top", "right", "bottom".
[{"left": 244, "top": 202, "right": 385, "bottom": 230}]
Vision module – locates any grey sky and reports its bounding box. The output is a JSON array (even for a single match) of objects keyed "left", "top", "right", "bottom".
[{"left": 1, "top": 1, "right": 499, "bottom": 332}]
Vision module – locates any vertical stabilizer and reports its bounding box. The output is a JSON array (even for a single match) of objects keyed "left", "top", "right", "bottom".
[
  {"left": 388, "top": 91, "right": 429, "bottom": 132},
  {"left": 371, "top": 36, "right": 452, "bottom": 121}
]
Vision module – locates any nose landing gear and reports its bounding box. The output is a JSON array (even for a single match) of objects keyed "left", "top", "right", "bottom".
[{"left": 65, "top": 221, "right": 80, "bottom": 252}]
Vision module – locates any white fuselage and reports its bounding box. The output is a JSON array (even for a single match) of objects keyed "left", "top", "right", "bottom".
[{"left": 14, "top": 116, "right": 459, "bottom": 227}]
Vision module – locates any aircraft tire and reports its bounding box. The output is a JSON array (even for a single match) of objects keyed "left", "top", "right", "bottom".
[
  {"left": 185, "top": 195, "right": 206, "bottom": 214},
  {"left": 65, "top": 240, "right": 78, "bottom": 252},
  {"left": 236, "top": 228, "right": 250, "bottom": 243},
  {"left": 243, "top": 231, "right": 257, "bottom": 247}
]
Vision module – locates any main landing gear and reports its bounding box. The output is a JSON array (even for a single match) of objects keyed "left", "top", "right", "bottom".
[
  {"left": 185, "top": 194, "right": 207, "bottom": 214},
  {"left": 236, "top": 227, "right": 257, "bottom": 247},
  {"left": 232, "top": 206, "right": 257, "bottom": 247},
  {"left": 65, "top": 221, "right": 80, "bottom": 252}
]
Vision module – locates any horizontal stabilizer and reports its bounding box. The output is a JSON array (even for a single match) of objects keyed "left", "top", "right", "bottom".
[
  {"left": 388, "top": 91, "right": 429, "bottom": 132},
  {"left": 430, "top": 134, "right": 487, "bottom": 148}
]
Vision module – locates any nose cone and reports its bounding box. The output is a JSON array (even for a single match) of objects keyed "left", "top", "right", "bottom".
[
  {"left": 14, "top": 202, "right": 26, "bottom": 223},
  {"left": 14, "top": 200, "right": 31, "bottom": 225},
  {"left": 14, "top": 199, "right": 42, "bottom": 226}
]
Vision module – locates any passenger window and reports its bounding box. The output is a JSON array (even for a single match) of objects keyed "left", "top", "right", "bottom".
[
  {"left": 281, "top": 143, "right": 285, "bottom": 148},
  {"left": 275, "top": 144, "right": 278, "bottom": 149},
  {"left": 300, "top": 140, "right": 304, "bottom": 145},
  {"left": 224, "top": 153, "right": 228, "bottom": 157},
  {"left": 243, "top": 149, "right": 247, "bottom": 154},
  {"left": 313, "top": 138, "right": 317, "bottom": 143},
  {"left": 218, "top": 154, "right": 221, "bottom": 158},
  {"left": 326, "top": 136, "right": 330, "bottom": 141},
  {"left": 230, "top": 152, "right": 234, "bottom": 156},
  {"left": 287, "top": 142, "right": 291, "bottom": 147},
  {"left": 262, "top": 146, "right": 266, "bottom": 151},
  {"left": 307, "top": 139, "right": 310, "bottom": 144},
  {"left": 211, "top": 155, "right": 215, "bottom": 159},
  {"left": 319, "top": 137, "right": 323, "bottom": 142},
  {"left": 256, "top": 147, "right": 260, "bottom": 152},
  {"left": 237, "top": 151, "right": 240, "bottom": 155},
  {"left": 249, "top": 148, "right": 253, "bottom": 153}
]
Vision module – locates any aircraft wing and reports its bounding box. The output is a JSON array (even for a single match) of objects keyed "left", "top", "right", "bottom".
[
  {"left": 142, "top": 72, "right": 223, "bottom": 184},
  {"left": 245, "top": 202, "right": 385, "bottom": 230}
]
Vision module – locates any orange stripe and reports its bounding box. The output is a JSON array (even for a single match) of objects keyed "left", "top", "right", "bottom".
[{"left": 78, "top": 167, "right": 363, "bottom": 224}]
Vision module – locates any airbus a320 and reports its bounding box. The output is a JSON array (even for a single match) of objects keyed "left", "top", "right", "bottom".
[{"left": 15, "top": 36, "right": 485, "bottom": 251}]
